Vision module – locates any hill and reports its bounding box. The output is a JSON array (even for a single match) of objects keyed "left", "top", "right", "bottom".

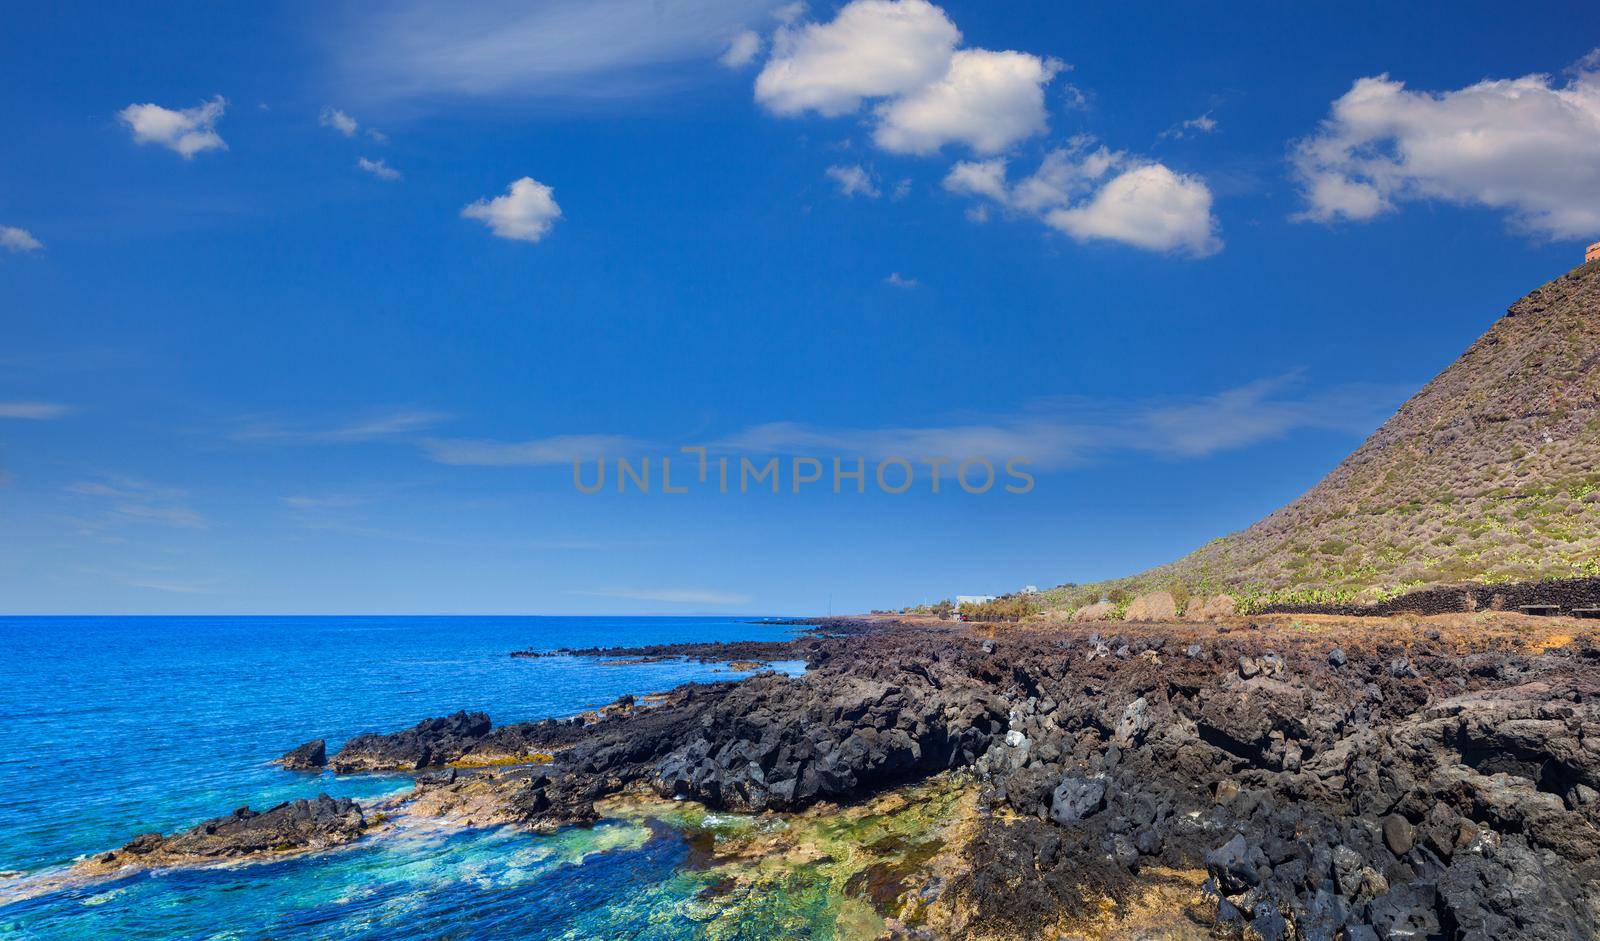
[{"left": 1041, "top": 258, "right": 1600, "bottom": 613}]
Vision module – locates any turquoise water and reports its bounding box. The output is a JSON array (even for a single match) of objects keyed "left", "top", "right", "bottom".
[{"left": 0, "top": 616, "right": 802, "bottom": 938}]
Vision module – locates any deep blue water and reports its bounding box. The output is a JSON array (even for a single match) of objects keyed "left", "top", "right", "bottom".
[{"left": 0, "top": 616, "right": 803, "bottom": 939}]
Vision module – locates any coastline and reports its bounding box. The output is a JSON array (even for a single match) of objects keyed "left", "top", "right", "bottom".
[{"left": 21, "top": 611, "right": 1600, "bottom": 938}]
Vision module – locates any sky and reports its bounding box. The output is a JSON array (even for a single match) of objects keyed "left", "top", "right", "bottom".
[{"left": 3, "top": 1, "right": 1600, "bottom": 615}]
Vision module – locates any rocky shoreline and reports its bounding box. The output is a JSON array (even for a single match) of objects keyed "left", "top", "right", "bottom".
[{"left": 65, "top": 614, "right": 1600, "bottom": 939}]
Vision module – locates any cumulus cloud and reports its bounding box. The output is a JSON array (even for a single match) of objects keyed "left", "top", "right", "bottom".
[
  {"left": 945, "top": 140, "right": 1221, "bottom": 256},
  {"left": 320, "top": 106, "right": 359, "bottom": 136},
  {"left": 826, "top": 163, "right": 880, "bottom": 197},
  {"left": 873, "top": 49, "right": 1062, "bottom": 154},
  {"left": 461, "top": 177, "right": 563, "bottom": 242},
  {"left": 755, "top": 0, "right": 1057, "bottom": 155},
  {"left": 755, "top": 0, "right": 960, "bottom": 117},
  {"left": 357, "top": 156, "right": 402, "bottom": 181},
  {"left": 1292, "top": 52, "right": 1600, "bottom": 238},
  {"left": 721, "top": 29, "right": 763, "bottom": 68},
  {"left": 1046, "top": 164, "right": 1220, "bottom": 255},
  {"left": 1, "top": 226, "right": 43, "bottom": 253},
  {"left": 118, "top": 96, "right": 227, "bottom": 158}
]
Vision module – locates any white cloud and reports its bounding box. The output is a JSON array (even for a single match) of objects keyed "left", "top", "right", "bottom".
[
  {"left": 319, "top": 106, "right": 359, "bottom": 136},
  {"left": 755, "top": 0, "right": 960, "bottom": 117},
  {"left": 233, "top": 409, "right": 448, "bottom": 445},
  {"left": 1046, "top": 164, "right": 1221, "bottom": 256},
  {"left": 885, "top": 271, "right": 919, "bottom": 288},
  {"left": 773, "top": 2, "right": 808, "bottom": 24},
  {"left": 945, "top": 141, "right": 1222, "bottom": 256},
  {"left": 462, "top": 177, "right": 563, "bottom": 242},
  {"left": 1160, "top": 112, "right": 1217, "bottom": 140},
  {"left": 422, "top": 434, "right": 632, "bottom": 466},
  {"left": 754, "top": 1, "right": 1058, "bottom": 156},
  {"left": 357, "top": 156, "right": 402, "bottom": 181},
  {"left": 118, "top": 96, "right": 227, "bottom": 158},
  {"left": 826, "top": 163, "right": 879, "bottom": 198},
  {"left": 943, "top": 157, "right": 1010, "bottom": 202},
  {"left": 0, "top": 401, "right": 70, "bottom": 419},
  {"left": 716, "top": 373, "right": 1402, "bottom": 471},
  {"left": 873, "top": 49, "right": 1061, "bottom": 154},
  {"left": 1, "top": 226, "right": 43, "bottom": 253},
  {"left": 721, "top": 29, "right": 763, "bottom": 68},
  {"left": 281, "top": 494, "right": 373, "bottom": 510},
  {"left": 336, "top": 0, "right": 786, "bottom": 101},
  {"left": 66, "top": 478, "right": 208, "bottom": 532},
  {"left": 568, "top": 586, "right": 754, "bottom": 606},
  {"left": 1293, "top": 52, "right": 1600, "bottom": 238}
]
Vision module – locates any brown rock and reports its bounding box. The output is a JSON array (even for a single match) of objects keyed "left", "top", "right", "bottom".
[
  {"left": 1184, "top": 594, "right": 1237, "bottom": 621},
  {"left": 1073, "top": 602, "right": 1118, "bottom": 622},
  {"left": 1382, "top": 814, "right": 1415, "bottom": 855},
  {"left": 1124, "top": 591, "right": 1178, "bottom": 622}
]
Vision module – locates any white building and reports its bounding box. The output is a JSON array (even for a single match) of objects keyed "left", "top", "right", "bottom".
[{"left": 956, "top": 594, "right": 997, "bottom": 609}]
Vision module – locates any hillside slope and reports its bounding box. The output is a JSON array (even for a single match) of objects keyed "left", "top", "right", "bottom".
[{"left": 1043, "top": 259, "right": 1600, "bottom": 612}]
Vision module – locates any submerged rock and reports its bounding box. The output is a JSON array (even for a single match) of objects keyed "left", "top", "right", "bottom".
[{"left": 81, "top": 795, "right": 367, "bottom": 874}]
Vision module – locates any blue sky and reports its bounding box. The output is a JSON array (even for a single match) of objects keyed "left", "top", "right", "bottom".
[{"left": 3, "top": 1, "right": 1599, "bottom": 614}]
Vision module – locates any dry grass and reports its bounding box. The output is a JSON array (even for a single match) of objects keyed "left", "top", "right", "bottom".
[{"left": 1040, "top": 261, "right": 1600, "bottom": 612}]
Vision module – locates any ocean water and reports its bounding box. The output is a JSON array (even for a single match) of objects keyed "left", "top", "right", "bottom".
[{"left": 0, "top": 616, "right": 809, "bottom": 939}]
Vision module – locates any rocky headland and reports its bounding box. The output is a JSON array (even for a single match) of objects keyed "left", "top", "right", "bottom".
[{"left": 66, "top": 612, "right": 1600, "bottom": 939}]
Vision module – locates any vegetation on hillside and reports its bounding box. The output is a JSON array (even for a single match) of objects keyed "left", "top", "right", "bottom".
[{"left": 1039, "top": 260, "right": 1600, "bottom": 613}]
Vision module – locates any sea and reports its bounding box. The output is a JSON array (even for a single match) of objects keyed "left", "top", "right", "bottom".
[{"left": 0, "top": 616, "right": 813, "bottom": 939}]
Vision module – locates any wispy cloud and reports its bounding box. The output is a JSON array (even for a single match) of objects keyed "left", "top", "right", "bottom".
[
  {"left": 567, "top": 586, "right": 754, "bottom": 606},
  {"left": 357, "top": 156, "right": 402, "bottom": 181},
  {"left": 885, "top": 271, "right": 919, "bottom": 288},
  {"left": 232, "top": 409, "right": 449, "bottom": 445},
  {"left": 1, "top": 226, "right": 43, "bottom": 253},
  {"left": 1159, "top": 112, "right": 1218, "bottom": 140},
  {"left": 0, "top": 401, "right": 72, "bottom": 420},
  {"left": 720, "top": 29, "right": 762, "bottom": 68},
  {"left": 280, "top": 494, "right": 374, "bottom": 510},
  {"left": 422, "top": 433, "right": 632, "bottom": 466},
  {"left": 65, "top": 477, "right": 208, "bottom": 532},
  {"left": 334, "top": 0, "right": 785, "bottom": 102},
  {"left": 825, "top": 163, "right": 879, "bottom": 198},
  {"left": 125, "top": 578, "right": 217, "bottom": 595},
  {"left": 319, "top": 106, "right": 359, "bottom": 137},
  {"left": 295, "top": 518, "right": 607, "bottom": 551},
  {"left": 715, "top": 373, "right": 1405, "bottom": 470},
  {"left": 413, "top": 376, "right": 1401, "bottom": 475}
]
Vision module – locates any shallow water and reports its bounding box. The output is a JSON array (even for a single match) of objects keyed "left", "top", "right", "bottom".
[{"left": 0, "top": 616, "right": 807, "bottom": 938}]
